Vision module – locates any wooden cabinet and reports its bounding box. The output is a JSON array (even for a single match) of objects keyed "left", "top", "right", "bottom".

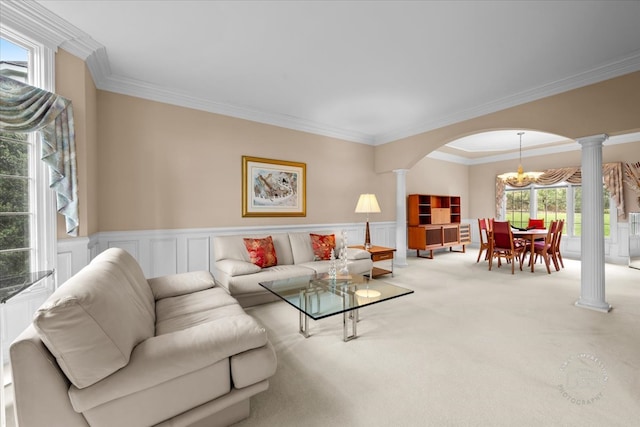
[
  {"left": 407, "top": 194, "right": 469, "bottom": 258},
  {"left": 408, "top": 194, "right": 461, "bottom": 226}
]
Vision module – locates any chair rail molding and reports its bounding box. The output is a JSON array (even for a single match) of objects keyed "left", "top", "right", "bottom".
[{"left": 55, "top": 221, "right": 396, "bottom": 283}]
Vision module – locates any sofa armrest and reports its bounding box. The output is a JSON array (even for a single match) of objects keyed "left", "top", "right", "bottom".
[
  {"left": 68, "top": 313, "right": 268, "bottom": 412},
  {"left": 147, "top": 271, "right": 215, "bottom": 300},
  {"left": 215, "top": 259, "right": 261, "bottom": 277},
  {"left": 347, "top": 248, "right": 371, "bottom": 260}
]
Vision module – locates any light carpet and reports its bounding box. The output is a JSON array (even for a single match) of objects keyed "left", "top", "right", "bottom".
[{"left": 235, "top": 250, "right": 640, "bottom": 427}]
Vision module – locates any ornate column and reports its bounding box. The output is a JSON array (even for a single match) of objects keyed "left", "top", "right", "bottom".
[
  {"left": 575, "top": 134, "right": 611, "bottom": 312},
  {"left": 394, "top": 169, "right": 409, "bottom": 267}
]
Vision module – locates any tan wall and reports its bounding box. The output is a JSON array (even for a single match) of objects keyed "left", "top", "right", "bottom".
[
  {"left": 375, "top": 71, "right": 640, "bottom": 173},
  {"left": 96, "top": 91, "right": 396, "bottom": 231},
  {"left": 467, "top": 139, "right": 640, "bottom": 220},
  {"left": 55, "top": 50, "right": 99, "bottom": 238},
  {"left": 406, "top": 158, "right": 469, "bottom": 219},
  {"left": 55, "top": 49, "right": 640, "bottom": 235}
]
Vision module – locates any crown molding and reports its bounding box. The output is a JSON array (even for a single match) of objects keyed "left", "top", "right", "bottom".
[
  {"left": 3, "top": 0, "right": 640, "bottom": 147},
  {"left": 374, "top": 50, "right": 640, "bottom": 146},
  {"left": 96, "top": 72, "right": 374, "bottom": 144}
]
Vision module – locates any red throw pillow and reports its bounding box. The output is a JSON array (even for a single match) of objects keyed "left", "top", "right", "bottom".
[
  {"left": 243, "top": 236, "right": 278, "bottom": 268},
  {"left": 310, "top": 233, "right": 336, "bottom": 261}
]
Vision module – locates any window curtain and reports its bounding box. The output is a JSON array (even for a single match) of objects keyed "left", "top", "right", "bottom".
[
  {"left": 495, "top": 163, "right": 626, "bottom": 220},
  {"left": 0, "top": 76, "right": 79, "bottom": 236}
]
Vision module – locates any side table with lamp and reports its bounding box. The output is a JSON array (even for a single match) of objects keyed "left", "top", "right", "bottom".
[{"left": 353, "top": 193, "right": 395, "bottom": 278}]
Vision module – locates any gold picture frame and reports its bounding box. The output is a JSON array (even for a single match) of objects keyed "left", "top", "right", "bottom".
[{"left": 242, "top": 156, "right": 306, "bottom": 217}]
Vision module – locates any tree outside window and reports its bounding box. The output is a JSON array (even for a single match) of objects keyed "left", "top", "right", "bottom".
[{"left": 1, "top": 38, "right": 31, "bottom": 276}]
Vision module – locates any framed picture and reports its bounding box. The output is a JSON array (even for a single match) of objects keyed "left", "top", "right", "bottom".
[{"left": 242, "top": 156, "right": 306, "bottom": 217}]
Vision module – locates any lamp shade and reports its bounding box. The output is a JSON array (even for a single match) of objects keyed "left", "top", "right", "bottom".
[{"left": 354, "top": 194, "right": 381, "bottom": 214}]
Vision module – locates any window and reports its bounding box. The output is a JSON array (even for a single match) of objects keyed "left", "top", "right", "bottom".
[
  {"left": 504, "top": 183, "right": 612, "bottom": 238},
  {"left": 0, "top": 131, "right": 31, "bottom": 274},
  {"left": 571, "top": 185, "right": 611, "bottom": 237},
  {"left": 535, "top": 186, "right": 567, "bottom": 232},
  {"left": 505, "top": 189, "right": 530, "bottom": 229},
  {"left": 0, "top": 34, "right": 56, "bottom": 277}
]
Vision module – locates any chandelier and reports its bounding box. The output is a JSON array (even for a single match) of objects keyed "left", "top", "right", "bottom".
[{"left": 498, "top": 132, "right": 543, "bottom": 184}]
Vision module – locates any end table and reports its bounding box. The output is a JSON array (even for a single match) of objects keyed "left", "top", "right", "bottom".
[{"left": 350, "top": 245, "right": 395, "bottom": 278}]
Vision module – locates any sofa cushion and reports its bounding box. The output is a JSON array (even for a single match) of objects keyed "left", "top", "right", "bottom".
[
  {"left": 33, "top": 259, "right": 155, "bottom": 389},
  {"left": 214, "top": 233, "right": 294, "bottom": 265},
  {"left": 68, "top": 313, "right": 268, "bottom": 412},
  {"left": 155, "top": 288, "right": 244, "bottom": 335},
  {"left": 231, "top": 341, "right": 278, "bottom": 389},
  {"left": 92, "top": 247, "right": 156, "bottom": 323},
  {"left": 244, "top": 236, "right": 278, "bottom": 268},
  {"left": 288, "top": 232, "right": 316, "bottom": 264},
  {"left": 215, "top": 264, "right": 315, "bottom": 297},
  {"left": 310, "top": 233, "right": 336, "bottom": 260},
  {"left": 215, "top": 259, "right": 262, "bottom": 277},
  {"left": 147, "top": 270, "right": 215, "bottom": 300},
  {"left": 78, "top": 360, "right": 231, "bottom": 427}
]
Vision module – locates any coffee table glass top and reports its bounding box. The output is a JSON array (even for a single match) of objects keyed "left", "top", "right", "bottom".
[{"left": 259, "top": 274, "right": 414, "bottom": 320}]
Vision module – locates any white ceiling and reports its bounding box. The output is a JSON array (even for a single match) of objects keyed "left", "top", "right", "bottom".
[{"left": 8, "top": 1, "right": 640, "bottom": 152}]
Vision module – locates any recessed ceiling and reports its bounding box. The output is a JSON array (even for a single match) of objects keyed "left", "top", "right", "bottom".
[
  {"left": 447, "top": 130, "right": 569, "bottom": 153},
  {"left": 7, "top": 1, "right": 640, "bottom": 146}
]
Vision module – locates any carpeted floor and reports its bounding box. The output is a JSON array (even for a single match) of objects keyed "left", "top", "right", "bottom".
[{"left": 235, "top": 250, "right": 640, "bottom": 427}]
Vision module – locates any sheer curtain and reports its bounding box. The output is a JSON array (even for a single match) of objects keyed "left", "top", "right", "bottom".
[
  {"left": 0, "top": 75, "right": 79, "bottom": 236},
  {"left": 496, "top": 163, "right": 626, "bottom": 220}
]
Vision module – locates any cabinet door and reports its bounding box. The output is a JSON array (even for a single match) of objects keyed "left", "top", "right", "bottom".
[
  {"left": 425, "top": 227, "right": 443, "bottom": 248},
  {"left": 408, "top": 226, "right": 426, "bottom": 248},
  {"left": 442, "top": 225, "right": 459, "bottom": 245}
]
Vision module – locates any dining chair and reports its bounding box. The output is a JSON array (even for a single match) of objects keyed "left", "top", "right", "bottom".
[
  {"left": 488, "top": 221, "right": 525, "bottom": 274},
  {"left": 476, "top": 218, "right": 491, "bottom": 262},
  {"left": 527, "top": 218, "right": 545, "bottom": 229},
  {"left": 550, "top": 219, "right": 565, "bottom": 270},
  {"left": 525, "top": 220, "right": 557, "bottom": 274}
]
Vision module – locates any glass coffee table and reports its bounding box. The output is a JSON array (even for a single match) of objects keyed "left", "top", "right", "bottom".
[{"left": 259, "top": 274, "right": 413, "bottom": 341}]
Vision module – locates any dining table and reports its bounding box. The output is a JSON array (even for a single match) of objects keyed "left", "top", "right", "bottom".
[{"left": 512, "top": 229, "right": 549, "bottom": 272}]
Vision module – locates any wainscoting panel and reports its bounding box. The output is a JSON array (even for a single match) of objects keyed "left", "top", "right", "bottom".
[
  {"left": 56, "top": 251, "right": 73, "bottom": 289},
  {"left": 56, "top": 222, "right": 394, "bottom": 279},
  {"left": 150, "top": 238, "right": 178, "bottom": 278},
  {"left": 56, "top": 236, "right": 92, "bottom": 287},
  {"left": 187, "top": 236, "right": 211, "bottom": 272},
  {"left": 1, "top": 277, "right": 53, "bottom": 360},
  {"left": 108, "top": 240, "right": 140, "bottom": 259}
]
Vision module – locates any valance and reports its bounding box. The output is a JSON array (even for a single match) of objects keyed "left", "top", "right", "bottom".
[
  {"left": 496, "top": 163, "right": 626, "bottom": 220},
  {"left": 0, "top": 76, "right": 79, "bottom": 236}
]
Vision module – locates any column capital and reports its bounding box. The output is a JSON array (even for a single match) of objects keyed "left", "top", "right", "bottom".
[
  {"left": 393, "top": 168, "right": 408, "bottom": 175},
  {"left": 577, "top": 133, "right": 609, "bottom": 147}
]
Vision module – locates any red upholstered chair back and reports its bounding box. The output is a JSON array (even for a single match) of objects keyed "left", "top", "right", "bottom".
[
  {"left": 527, "top": 218, "right": 545, "bottom": 229},
  {"left": 492, "top": 221, "right": 513, "bottom": 249}
]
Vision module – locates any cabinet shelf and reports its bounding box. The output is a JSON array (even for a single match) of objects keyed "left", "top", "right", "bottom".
[{"left": 407, "top": 194, "right": 469, "bottom": 259}]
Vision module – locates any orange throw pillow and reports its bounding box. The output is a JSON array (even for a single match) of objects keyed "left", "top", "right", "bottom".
[
  {"left": 243, "top": 236, "right": 278, "bottom": 268},
  {"left": 310, "top": 233, "right": 336, "bottom": 261}
]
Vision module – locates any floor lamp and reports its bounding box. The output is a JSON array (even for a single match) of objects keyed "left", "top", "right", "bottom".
[{"left": 355, "top": 194, "right": 381, "bottom": 250}]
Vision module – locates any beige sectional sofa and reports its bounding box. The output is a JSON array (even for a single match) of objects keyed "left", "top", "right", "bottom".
[
  {"left": 213, "top": 231, "right": 374, "bottom": 307},
  {"left": 10, "top": 248, "right": 277, "bottom": 427}
]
